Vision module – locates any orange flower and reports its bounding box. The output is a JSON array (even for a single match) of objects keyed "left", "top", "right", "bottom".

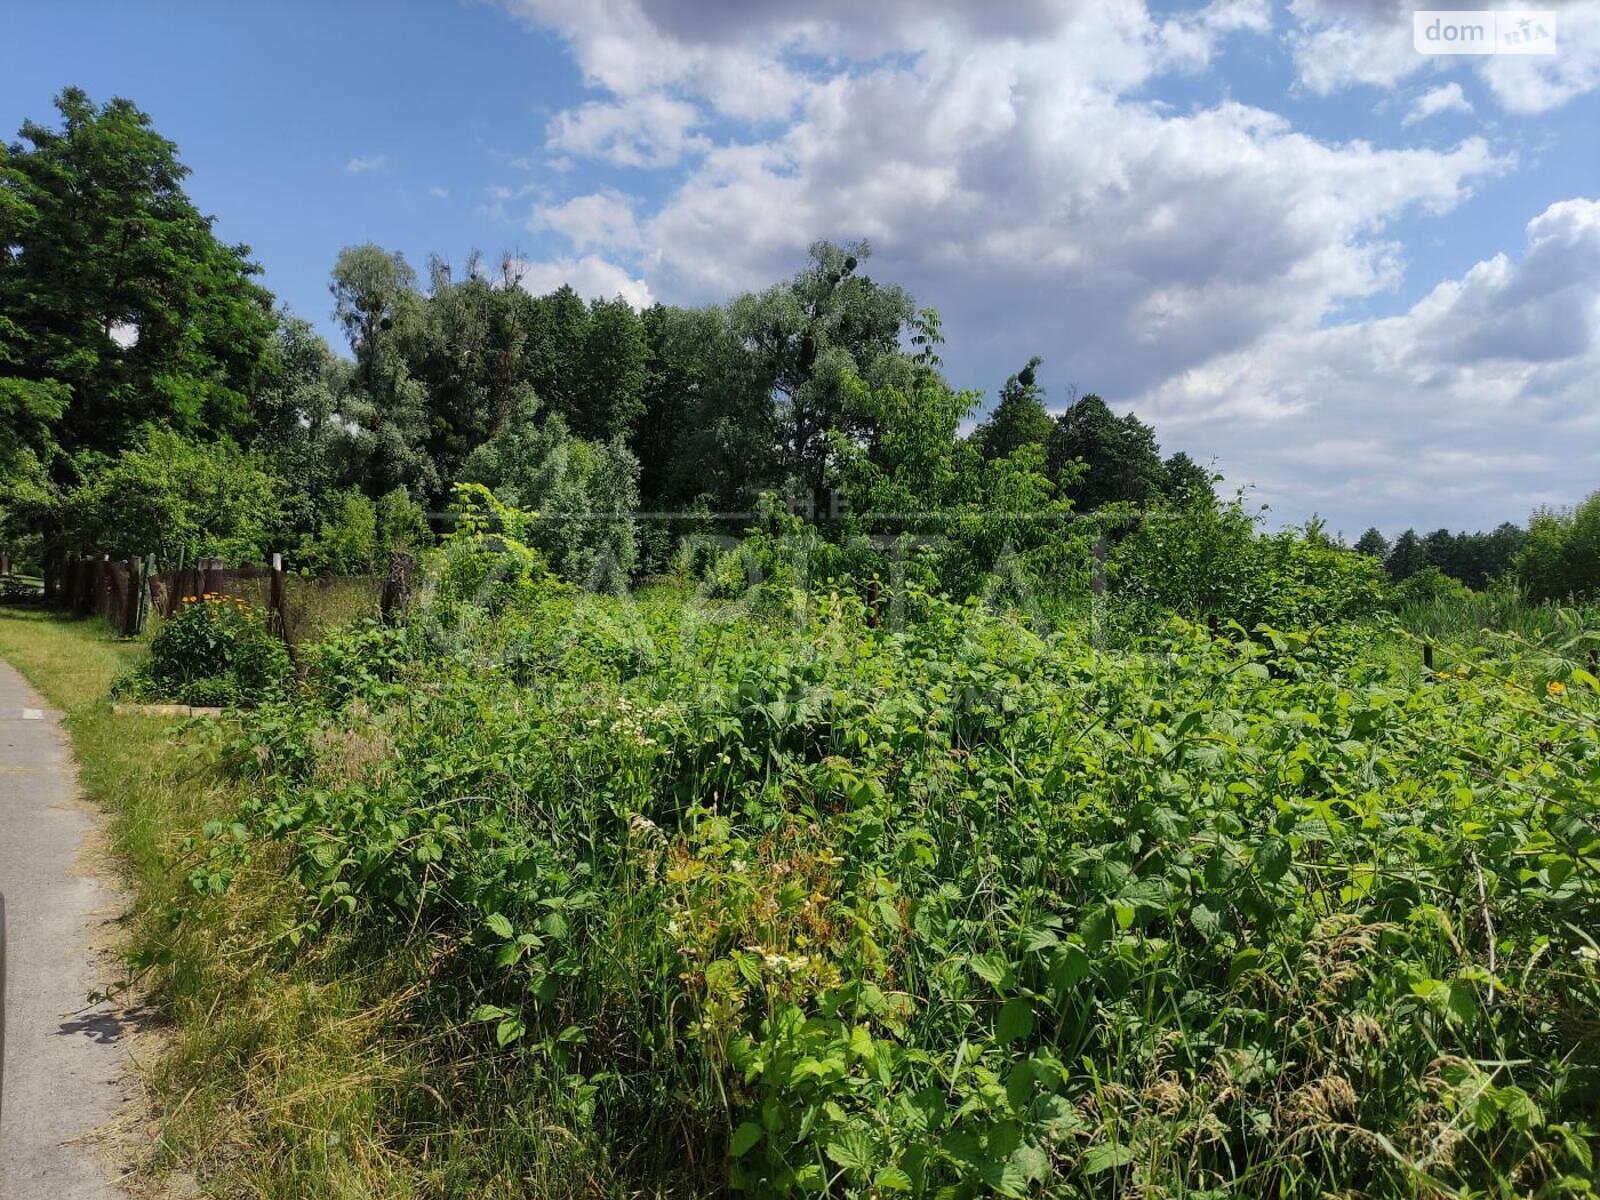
[{"left": 1547, "top": 680, "right": 1566, "bottom": 696}]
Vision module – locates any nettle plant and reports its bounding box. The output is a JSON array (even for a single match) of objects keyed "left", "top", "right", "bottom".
[{"left": 202, "top": 586, "right": 1598, "bottom": 1198}]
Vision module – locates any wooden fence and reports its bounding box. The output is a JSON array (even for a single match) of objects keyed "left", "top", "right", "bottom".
[{"left": 42, "top": 552, "right": 415, "bottom": 649}]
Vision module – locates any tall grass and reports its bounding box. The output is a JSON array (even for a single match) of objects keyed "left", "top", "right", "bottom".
[
  {"left": 1390, "top": 581, "right": 1600, "bottom": 649},
  {"left": 0, "top": 610, "right": 524, "bottom": 1199}
]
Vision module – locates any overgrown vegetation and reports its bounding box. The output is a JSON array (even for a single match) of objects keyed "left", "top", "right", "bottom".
[
  {"left": 4, "top": 81, "right": 1600, "bottom": 1200},
  {"left": 114, "top": 592, "right": 291, "bottom": 706}
]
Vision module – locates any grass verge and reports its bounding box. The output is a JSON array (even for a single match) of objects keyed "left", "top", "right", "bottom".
[{"left": 0, "top": 608, "right": 461, "bottom": 1200}]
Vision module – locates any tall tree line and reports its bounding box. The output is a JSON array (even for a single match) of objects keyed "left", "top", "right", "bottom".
[{"left": 3, "top": 87, "right": 1220, "bottom": 580}]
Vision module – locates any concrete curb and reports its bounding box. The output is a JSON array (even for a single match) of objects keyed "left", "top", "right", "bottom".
[{"left": 110, "top": 703, "right": 226, "bottom": 718}]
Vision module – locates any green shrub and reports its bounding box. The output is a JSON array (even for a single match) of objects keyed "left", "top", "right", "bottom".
[
  {"left": 302, "top": 617, "right": 416, "bottom": 710},
  {"left": 1516, "top": 490, "right": 1600, "bottom": 602},
  {"left": 60, "top": 426, "right": 285, "bottom": 563},
  {"left": 1386, "top": 563, "right": 1471, "bottom": 609},
  {"left": 298, "top": 485, "right": 432, "bottom": 576},
  {"left": 1112, "top": 504, "right": 1385, "bottom": 631},
  {"left": 119, "top": 592, "right": 291, "bottom": 706},
  {"left": 430, "top": 483, "right": 561, "bottom": 616},
  {"left": 193, "top": 585, "right": 1598, "bottom": 1198},
  {"left": 461, "top": 401, "right": 640, "bottom": 584},
  {"left": 298, "top": 489, "right": 378, "bottom": 575}
]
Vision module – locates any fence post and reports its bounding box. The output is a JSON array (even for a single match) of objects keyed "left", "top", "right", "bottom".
[
  {"left": 121, "top": 558, "right": 141, "bottom": 636},
  {"left": 0, "top": 549, "right": 9, "bottom": 577},
  {"left": 73, "top": 556, "right": 93, "bottom": 617},
  {"left": 381, "top": 550, "right": 416, "bottom": 624},
  {"left": 137, "top": 553, "right": 154, "bottom": 634},
  {"left": 1423, "top": 642, "right": 1434, "bottom": 673},
  {"left": 269, "top": 552, "right": 286, "bottom": 638}
]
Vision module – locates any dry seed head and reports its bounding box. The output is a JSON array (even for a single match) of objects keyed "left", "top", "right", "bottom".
[
  {"left": 1283, "top": 1074, "right": 1357, "bottom": 1126},
  {"left": 1143, "top": 1073, "right": 1189, "bottom": 1117}
]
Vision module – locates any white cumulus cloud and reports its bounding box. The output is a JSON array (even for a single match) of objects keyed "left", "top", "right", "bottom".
[
  {"left": 1404, "top": 82, "right": 1475, "bottom": 125},
  {"left": 1136, "top": 198, "right": 1600, "bottom": 531},
  {"left": 1286, "top": 0, "right": 1600, "bottom": 114},
  {"left": 508, "top": 253, "right": 655, "bottom": 308}
]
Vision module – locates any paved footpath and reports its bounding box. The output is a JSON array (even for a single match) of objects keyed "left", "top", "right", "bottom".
[{"left": 0, "top": 659, "right": 126, "bottom": 1200}]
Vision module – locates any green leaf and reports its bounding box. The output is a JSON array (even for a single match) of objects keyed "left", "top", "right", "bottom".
[
  {"left": 873, "top": 1166, "right": 913, "bottom": 1192},
  {"left": 979, "top": 1157, "right": 1029, "bottom": 1198},
  {"left": 1079, "top": 906, "right": 1113, "bottom": 952},
  {"left": 1190, "top": 899, "right": 1224, "bottom": 942},
  {"left": 968, "top": 952, "right": 1013, "bottom": 989},
  {"left": 495, "top": 1016, "right": 525, "bottom": 1046},
  {"left": 1051, "top": 944, "right": 1092, "bottom": 991},
  {"left": 484, "top": 912, "right": 514, "bottom": 939},
  {"left": 1446, "top": 980, "right": 1479, "bottom": 1026},
  {"left": 1010, "top": 1143, "right": 1049, "bottom": 1184},
  {"left": 1082, "top": 1142, "right": 1136, "bottom": 1174},
  {"left": 1495, "top": 1086, "right": 1543, "bottom": 1132},
  {"left": 848, "top": 1025, "right": 877, "bottom": 1060},
  {"left": 996, "top": 997, "right": 1035, "bottom": 1045},
  {"left": 875, "top": 896, "right": 902, "bottom": 930},
  {"left": 1022, "top": 923, "right": 1060, "bottom": 952},
  {"left": 1255, "top": 836, "right": 1291, "bottom": 882},
  {"left": 729, "top": 1121, "right": 763, "bottom": 1158},
  {"left": 826, "top": 1129, "right": 876, "bottom": 1172},
  {"left": 901, "top": 1088, "right": 946, "bottom": 1133}
]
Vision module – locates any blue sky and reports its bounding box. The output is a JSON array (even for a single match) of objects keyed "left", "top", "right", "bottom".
[{"left": 5, "top": 0, "right": 1599, "bottom": 535}]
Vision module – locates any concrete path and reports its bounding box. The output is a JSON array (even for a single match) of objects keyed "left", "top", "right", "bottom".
[{"left": 0, "top": 660, "right": 126, "bottom": 1200}]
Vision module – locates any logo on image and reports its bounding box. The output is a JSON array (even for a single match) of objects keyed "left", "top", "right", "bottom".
[{"left": 1414, "top": 10, "right": 1556, "bottom": 54}]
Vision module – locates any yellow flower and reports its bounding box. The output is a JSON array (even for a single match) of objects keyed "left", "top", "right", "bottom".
[{"left": 1547, "top": 680, "right": 1566, "bottom": 696}]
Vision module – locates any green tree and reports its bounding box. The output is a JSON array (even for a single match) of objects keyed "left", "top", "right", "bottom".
[
  {"left": 1516, "top": 492, "right": 1600, "bottom": 601},
  {"left": 521, "top": 283, "right": 590, "bottom": 426},
  {"left": 634, "top": 303, "right": 777, "bottom": 512},
  {"left": 62, "top": 426, "right": 284, "bottom": 562},
  {"left": 1384, "top": 528, "right": 1428, "bottom": 581},
  {"left": 571, "top": 296, "right": 647, "bottom": 441},
  {"left": 730, "top": 240, "right": 915, "bottom": 512},
  {"left": 402, "top": 254, "right": 537, "bottom": 492},
  {"left": 462, "top": 395, "right": 640, "bottom": 583},
  {"left": 1422, "top": 528, "right": 1460, "bottom": 579},
  {"left": 330, "top": 244, "right": 437, "bottom": 499},
  {"left": 1044, "top": 394, "right": 1165, "bottom": 510},
  {"left": 250, "top": 312, "right": 356, "bottom": 521},
  {"left": 299, "top": 489, "right": 378, "bottom": 575},
  {"left": 973, "top": 357, "right": 1052, "bottom": 462},
  {"left": 1161, "top": 451, "right": 1216, "bottom": 508},
  {"left": 832, "top": 365, "right": 981, "bottom": 516},
  {"left": 1354, "top": 527, "right": 1390, "bottom": 559},
  {"left": 0, "top": 88, "right": 275, "bottom": 472},
  {"left": 411, "top": 256, "right": 496, "bottom": 490}
]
